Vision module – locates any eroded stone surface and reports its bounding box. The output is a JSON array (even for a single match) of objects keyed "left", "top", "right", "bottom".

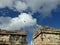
[
  {"left": 0, "top": 29, "right": 27, "bottom": 45},
  {"left": 33, "top": 26, "right": 60, "bottom": 45}
]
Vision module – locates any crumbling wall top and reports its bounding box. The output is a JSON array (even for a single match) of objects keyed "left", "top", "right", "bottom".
[
  {"left": 33, "top": 26, "right": 60, "bottom": 39},
  {"left": 0, "top": 29, "right": 27, "bottom": 35}
]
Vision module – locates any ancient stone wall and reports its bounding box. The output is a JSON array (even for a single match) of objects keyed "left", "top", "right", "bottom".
[
  {"left": 33, "top": 26, "right": 60, "bottom": 45},
  {"left": 0, "top": 30, "right": 27, "bottom": 45}
]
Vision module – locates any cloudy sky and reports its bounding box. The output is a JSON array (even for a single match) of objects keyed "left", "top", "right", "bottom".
[{"left": 0, "top": 0, "right": 60, "bottom": 45}]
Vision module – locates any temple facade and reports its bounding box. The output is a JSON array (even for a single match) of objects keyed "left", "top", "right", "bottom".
[
  {"left": 33, "top": 26, "right": 60, "bottom": 45},
  {"left": 0, "top": 29, "right": 27, "bottom": 45}
]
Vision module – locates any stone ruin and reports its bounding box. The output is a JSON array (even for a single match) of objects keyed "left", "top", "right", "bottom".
[
  {"left": 33, "top": 26, "right": 60, "bottom": 45},
  {"left": 0, "top": 29, "right": 27, "bottom": 45}
]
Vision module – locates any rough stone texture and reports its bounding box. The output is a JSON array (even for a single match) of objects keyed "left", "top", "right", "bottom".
[
  {"left": 33, "top": 26, "right": 60, "bottom": 45},
  {"left": 0, "top": 29, "right": 27, "bottom": 45}
]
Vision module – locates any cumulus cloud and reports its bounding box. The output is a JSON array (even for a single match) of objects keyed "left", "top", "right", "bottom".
[
  {"left": 14, "top": 0, "right": 28, "bottom": 11},
  {"left": 0, "top": 17, "right": 11, "bottom": 29},
  {"left": 26, "top": 0, "right": 60, "bottom": 17},
  {"left": 0, "top": 0, "right": 60, "bottom": 17},
  {"left": 0, "top": 0, "right": 28, "bottom": 11},
  {"left": 0, "top": 13, "right": 36, "bottom": 30},
  {"left": 0, "top": 0, "right": 13, "bottom": 8},
  {"left": 0, "top": 0, "right": 60, "bottom": 30}
]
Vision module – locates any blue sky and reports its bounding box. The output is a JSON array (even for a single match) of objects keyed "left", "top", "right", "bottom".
[{"left": 0, "top": 0, "right": 60, "bottom": 45}]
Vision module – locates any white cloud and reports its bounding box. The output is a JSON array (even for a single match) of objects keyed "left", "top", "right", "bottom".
[
  {"left": 0, "top": 0, "right": 27, "bottom": 11},
  {"left": 0, "top": 17, "right": 11, "bottom": 29},
  {"left": 26, "top": 0, "right": 60, "bottom": 17},
  {"left": 0, "top": 0, "right": 14, "bottom": 8},
  {"left": 14, "top": 1, "right": 28, "bottom": 12},
  {"left": 0, "top": 13, "right": 36, "bottom": 30},
  {"left": 0, "top": 0, "right": 60, "bottom": 17}
]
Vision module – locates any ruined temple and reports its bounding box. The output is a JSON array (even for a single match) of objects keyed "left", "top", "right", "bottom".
[
  {"left": 33, "top": 26, "right": 60, "bottom": 45},
  {"left": 0, "top": 29, "right": 27, "bottom": 45}
]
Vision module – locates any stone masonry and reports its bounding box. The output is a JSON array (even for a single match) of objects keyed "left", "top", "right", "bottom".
[
  {"left": 0, "top": 29, "right": 27, "bottom": 45},
  {"left": 33, "top": 26, "right": 60, "bottom": 45}
]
